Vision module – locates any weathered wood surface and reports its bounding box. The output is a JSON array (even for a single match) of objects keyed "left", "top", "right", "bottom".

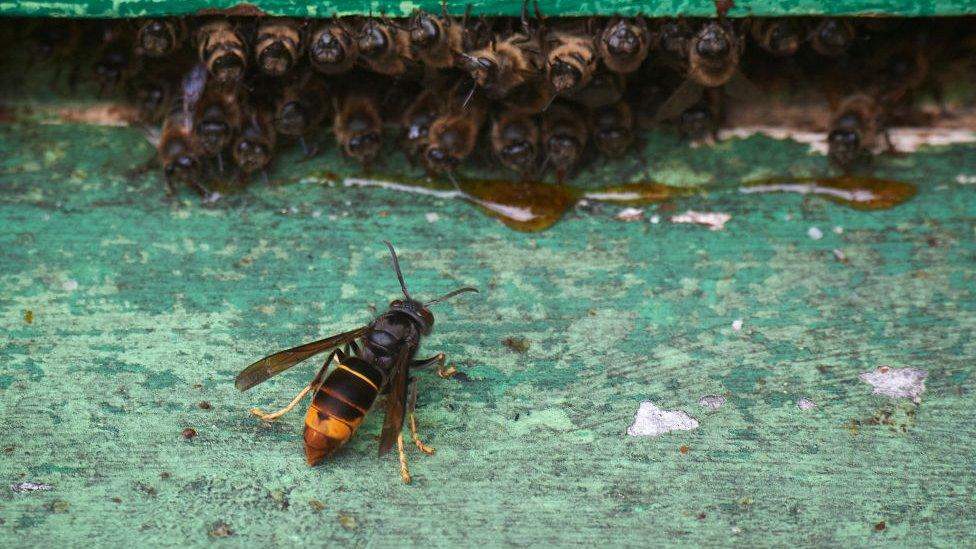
[
  {"left": 1, "top": 0, "right": 975, "bottom": 18},
  {"left": 1, "top": 80, "right": 976, "bottom": 546}
]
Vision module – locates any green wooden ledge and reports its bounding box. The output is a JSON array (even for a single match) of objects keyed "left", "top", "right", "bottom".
[{"left": 1, "top": 0, "right": 974, "bottom": 18}]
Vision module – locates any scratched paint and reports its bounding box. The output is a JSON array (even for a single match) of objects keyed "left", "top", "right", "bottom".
[
  {"left": 859, "top": 368, "right": 928, "bottom": 404},
  {"left": 627, "top": 402, "right": 700, "bottom": 436}
]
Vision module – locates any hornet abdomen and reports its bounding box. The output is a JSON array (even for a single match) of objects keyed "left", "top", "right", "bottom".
[{"left": 303, "top": 356, "right": 386, "bottom": 465}]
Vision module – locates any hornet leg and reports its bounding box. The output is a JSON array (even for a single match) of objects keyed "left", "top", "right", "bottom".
[
  {"left": 397, "top": 432, "right": 412, "bottom": 484},
  {"left": 250, "top": 350, "right": 339, "bottom": 422},
  {"left": 411, "top": 352, "right": 455, "bottom": 379},
  {"left": 408, "top": 380, "right": 435, "bottom": 455}
]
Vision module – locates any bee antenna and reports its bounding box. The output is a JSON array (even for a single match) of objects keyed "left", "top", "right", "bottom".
[
  {"left": 462, "top": 80, "right": 477, "bottom": 108},
  {"left": 383, "top": 240, "right": 413, "bottom": 300},
  {"left": 425, "top": 286, "right": 479, "bottom": 307}
]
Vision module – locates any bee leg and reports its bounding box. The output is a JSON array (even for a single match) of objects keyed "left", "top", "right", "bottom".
[
  {"left": 408, "top": 380, "right": 435, "bottom": 455},
  {"left": 299, "top": 136, "right": 319, "bottom": 158},
  {"left": 397, "top": 432, "right": 412, "bottom": 484},
  {"left": 261, "top": 169, "right": 271, "bottom": 186},
  {"left": 216, "top": 152, "right": 224, "bottom": 174},
  {"left": 251, "top": 350, "right": 339, "bottom": 422}
]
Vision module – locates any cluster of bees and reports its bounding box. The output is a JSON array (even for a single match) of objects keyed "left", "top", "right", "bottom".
[{"left": 14, "top": 3, "right": 969, "bottom": 197}]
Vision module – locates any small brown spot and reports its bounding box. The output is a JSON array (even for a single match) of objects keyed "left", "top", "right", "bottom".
[
  {"left": 309, "top": 499, "right": 326, "bottom": 512},
  {"left": 874, "top": 521, "right": 886, "bottom": 531},
  {"left": 182, "top": 428, "right": 197, "bottom": 440},
  {"left": 193, "top": 384, "right": 203, "bottom": 390},
  {"left": 24, "top": 310, "right": 33, "bottom": 324},
  {"left": 198, "top": 401, "right": 212, "bottom": 410},
  {"left": 715, "top": 0, "right": 736, "bottom": 18},
  {"left": 160, "top": 472, "right": 171, "bottom": 480},
  {"left": 502, "top": 336, "right": 529, "bottom": 353},
  {"left": 209, "top": 520, "right": 233, "bottom": 538},
  {"left": 3, "top": 447, "right": 13, "bottom": 454},
  {"left": 697, "top": 512, "right": 707, "bottom": 520},
  {"left": 679, "top": 445, "right": 690, "bottom": 454},
  {"left": 879, "top": 366, "right": 890, "bottom": 373},
  {"left": 111, "top": 497, "right": 122, "bottom": 503},
  {"left": 48, "top": 500, "right": 69, "bottom": 513}
]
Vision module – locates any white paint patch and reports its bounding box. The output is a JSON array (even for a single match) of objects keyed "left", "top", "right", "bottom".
[
  {"left": 699, "top": 395, "right": 726, "bottom": 410},
  {"left": 859, "top": 367, "right": 927, "bottom": 404},
  {"left": 740, "top": 182, "right": 876, "bottom": 204},
  {"left": 807, "top": 226, "right": 824, "bottom": 240},
  {"left": 796, "top": 398, "right": 817, "bottom": 410},
  {"left": 627, "top": 402, "right": 699, "bottom": 437},
  {"left": 62, "top": 279, "right": 79, "bottom": 291},
  {"left": 719, "top": 126, "right": 976, "bottom": 155},
  {"left": 833, "top": 226, "right": 844, "bottom": 235},
  {"left": 650, "top": 215, "right": 661, "bottom": 224},
  {"left": 10, "top": 482, "right": 52, "bottom": 493},
  {"left": 344, "top": 177, "right": 459, "bottom": 199},
  {"left": 425, "top": 212, "right": 440, "bottom": 223},
  {"left": 671, "top": 210, "right": 731, "bottom": 231},
  {"left": 956, "top": 174, "right": 976, "bottom": 185},
  {"left": 615, "top": 207, "right": 644, "bottom": 221},
  {"left": 833, "top": 249, "right": 847, "bottom": 262},
  {"left": 311, "top": 210, "right": 322, "bottom": 218},
  {"left": 731, "top": 319, "right": 743, "bottom": 331}
]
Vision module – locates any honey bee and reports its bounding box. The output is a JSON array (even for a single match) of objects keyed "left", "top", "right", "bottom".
[
  {"left": 679, "top": 98, "right": 720, "bottom": 144},
  {"left": 654, "top": 18, "right": 694, "bottom": 67},
  {"left": 136, "top": 18, "right": 187, "bottom": 58},
  {"left": 541, "top": 99, "right": 588, "bottom": 182},
  {"left": 423, "top": 86, "right": 488, "bottom": 176},
  {"left": 133, "top": 76, "right": 172, "bottom": 124},
  {"left": 254, "top": 18, "right": 305, "bottom": 77},
  {"left": 809, "top": 18, "right": 856, "bottom": 57},
  {"left": 93, "top": 23, "right": 135, "bottom": 95},
  {"left": 193, "top": 82, "right": 244, "bottom": 173},
  {"left": 457, "top": 1, "right": 544, "bottom": 100},
  {"left": 409, "top": 3, "right": 476, "bottom": 70},
  {"left": 233, "top": 108, "right": 277, "bottom": 183},
  {"left": 597, "top": 16, "right": 651, "bottom": 74},
  {"left": 491, "top": 107, "right": 540, "bottom": 179},
  {"left": 158, "top": 64, "right": 208, "bottom": 197},
  {"left": 196, "top": 19, "right": 248, "bottom": 83},
  {"left": 750, "top": 18, "right": 801, "bottom": 57},
  {"left": 591, "top": 101, "right": 634, "bottom": 159},
  {"left": 308, "top": 17, "right": 359, "bottom": 75},
  {"left": 653, "top": 18, "right": 755, "bottom": 123},
  {"left": 333, "top": 88, "right": 383, "bottom": 170},
  {"left": 401, "top": 87, "right": 443, "bottom": 161},
  {"left": 544, "top": 25, "right": 599, "bottom": 96},
  {"left": 357, "top": 17, "right": 415, "bottom": 76},
  {"left": 27, "top": 20, "right": 80, "bottom": 65},
  {"left": 274, "top": 73, "right": 331, "bottom": 156},
  {"left": 827, "top": 93, "right": 890, "bottom": 173}
]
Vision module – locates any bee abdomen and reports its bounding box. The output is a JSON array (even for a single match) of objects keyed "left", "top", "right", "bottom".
[{"left": 303, "top": 357, "right": 385, "bottom": 465}]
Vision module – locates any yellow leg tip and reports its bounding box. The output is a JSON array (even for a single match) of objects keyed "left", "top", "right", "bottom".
[{"left": 437, "top": 365, "right": 457, "bottom": 379}]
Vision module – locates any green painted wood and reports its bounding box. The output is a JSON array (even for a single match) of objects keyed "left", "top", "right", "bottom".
[
  {"left": 2, "top": 60, "right": 976, "bottom": 545},
  {"left": 1, "top": 0, "right": 975, "bottom": 18}
]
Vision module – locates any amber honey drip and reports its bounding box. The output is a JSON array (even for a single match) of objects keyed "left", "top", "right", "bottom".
[
  {"left": 454, "top": 178, "right": 576, "bottom": 232},
  {"left": 741, "top": 176, "right": 917, "bottom": 210}
]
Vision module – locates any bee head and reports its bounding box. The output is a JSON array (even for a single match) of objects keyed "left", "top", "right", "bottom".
[
  {"left": 410, "top": 12, "right": 440, "bottom": 48},
  {"left": 828, "top": 129, "right": 862, "bottom": 169},
  {"left": 258, "top": 41, "right": 295, "bottom": 76},
  {"left": 605, "top": 21, "right": 641, "bottom": 56},
  {"left": 423, "top": 146, "right": 459, "bottom": 174},
  {"left": 210, "top": 52, "right": 245, "bottom": 82},
  {"left": 679, "top": 105, "right": 714, "bottom": 140},
  {"left": 815, "top": 19, "right": 854, "bottom": 56},
  {"left": 459, "top": 54, "right": 498, "bottom": 86},
  {"left": 695, "top": 23, "right": 731, "bottom": 61},
  {"left": 95, "top": 48, "right": 129, "bottom": 85},
  {"left": 310, "top": 27, "right": 349, "bottom": 65},
  {"left": 358, "top": 22, "right": 389, "bottom": 58},
  {"left": 138, "top": 19, "right": 175, "bottom": 57},
  {"left": 164, "top": 153, "right": 197, "bottom": 183},
  {"left": 234, "top": 138, "right": 271, "bottom": 173},
  {"left": 547, "top": 134, "right": 582, "bottom": 166},
  {"left": 764, "top": 22, "right": 800, "bottom": 57},
  {"left": 658, "top": 21, "right": 691, "bottom": 58},
  {"left": 275, "top": 101, "right": 309, "bottom": 136},
  {"left": 549, "top": 60, "right": 583, "bottom": 93}
]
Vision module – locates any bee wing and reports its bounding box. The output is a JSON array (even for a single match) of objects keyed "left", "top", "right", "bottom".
[
  {"left": 653, "top": 78, "right": 705, "bottom": 123},
  {"left": 377, "top": 344, "right": 411, "bottom": 456},
  {"left": 235, "top": 325, "right": 370, "bottom": 391}
]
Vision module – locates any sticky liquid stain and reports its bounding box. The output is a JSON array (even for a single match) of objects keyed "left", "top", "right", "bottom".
[
  {"left": 582, "top": 182, "right": 695, "bottom": 206},
  {"left": 740, "top": 176, "right": 917, "bottom": 210},
  {"left": 455, "top": 178, "right": 575, "bottom": 232}
]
